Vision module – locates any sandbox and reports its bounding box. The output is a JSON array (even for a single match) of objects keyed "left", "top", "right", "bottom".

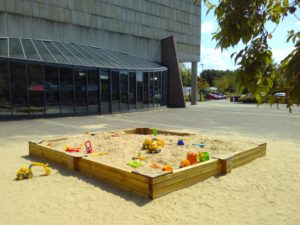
[{"left": 29, "top": 128, "right": 266, "bottom": 199}]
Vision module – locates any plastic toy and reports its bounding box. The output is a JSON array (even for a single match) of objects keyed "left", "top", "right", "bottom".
[
  {"left": 85, "top": 140, "right": 93, "bottom": 153},
  {"left": 180, "top": 159, "right": 190, "bottom": 168},
  {"left": 162, "top": 165, "right": 173, "bottom": 172},
  {"left": 177, "top": 139, "right": 185, "bottom": 145},
  {"left": 187, "top": 152, "right": 198, "bottom": 165},
  {"left": 127, "top": 160, "right": 145, "bottom": 168},
  {"left": 16, "top": 162, "right": 50, "bottom": 180},
  {"left": 153, "top": 128, "right": 158, "bottom": 137},
  {"left": 65, "top": 144, "right": 81, "bottom": 152},
  {"left": 198, "top": 152, "right": 210, "bottom": 162},
  {"left": 192, "top": 143, "right": 205, "bottom": 148},
  {"left": 150, "top": 162, "right": 161, "bottom": 169},
  {"left": 142, "top": 138, "right": 162, "bottom": 154}
]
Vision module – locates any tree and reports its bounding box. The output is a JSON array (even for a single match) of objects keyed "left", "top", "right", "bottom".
[
  {"left": 214, "top": 75, "right": 229, "bottom": 92},
  {"left": 180, "top": 64, "right": 192, "bottom": 86},
  {"left": 194, "top": 0, "right": 300, "bottom": 109}
]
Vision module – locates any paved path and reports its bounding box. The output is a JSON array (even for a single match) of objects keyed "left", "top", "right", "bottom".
[{"left": 1, "top": 101, "right": 299, "bottom": 143}]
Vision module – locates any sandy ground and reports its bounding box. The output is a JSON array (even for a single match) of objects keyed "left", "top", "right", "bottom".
[
  {"left": 40, "top": 131, "right": 257, "bottom": 173},
  {"left": 1, "top": 131, "right": 300, "bottom": 225}
]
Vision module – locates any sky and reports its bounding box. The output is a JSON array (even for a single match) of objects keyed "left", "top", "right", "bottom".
[{"left": 198, "top": 2, "right": 300, "bottom": 73}]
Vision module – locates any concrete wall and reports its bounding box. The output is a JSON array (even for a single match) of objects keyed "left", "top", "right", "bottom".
[{"left": 0, "top": 0, "right": 200, "bottom": 62}]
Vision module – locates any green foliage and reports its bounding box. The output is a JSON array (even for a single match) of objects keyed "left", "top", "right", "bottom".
[
  {"left": 202, "top": 0, "right": 300, "bottom": 109},
  {"left": 200, "top": 69, "right": 236, "bottom": 92},
  {"left": 198, "top": 76, "right": 209, "bottom": 91},
  {"left": 179, "top": 64, "right": 192, "bottom": 86}
]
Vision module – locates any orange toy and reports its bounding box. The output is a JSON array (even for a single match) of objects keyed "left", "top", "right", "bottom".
[
  {"left": 187, "top": 151, "right": 198, "bottom": 165},
  {"left": 180, "top": 159, "right": 190, "bottom": 168},
  {"left": 162, "top": 165, "right": 173, "bottom": 171}
]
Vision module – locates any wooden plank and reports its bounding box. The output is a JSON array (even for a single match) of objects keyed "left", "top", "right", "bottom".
[
  {"left": 233, "top": 143, "right": 266, "bottom": 158},
  {"left": 77, "top": 158, "right": 149, "bottom": 197},
  {"left": 152, "top": 159, "right": 220, "bottom": 184},
  {"left": 29, "top": 142, "right": 78, "bottom": 170},
  {"left": 152, "top": 169, "right": 218, "bottom": 199},
  {"left": 232, "top": 148, "right": 265, "bottom": 169},
  {"left": 152, "top": 161, "right": 222, "bottom": 189}
]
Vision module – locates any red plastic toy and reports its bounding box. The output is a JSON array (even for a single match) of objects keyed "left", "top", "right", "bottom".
[
  {"left": 65, "top": 146, "right": 81, "bottom": 153},
  {"left": 85, "top": 140, "right": 93, "bottom": 154}
]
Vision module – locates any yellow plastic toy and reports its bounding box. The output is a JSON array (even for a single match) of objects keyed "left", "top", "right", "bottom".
[
  {"left": 142, "top": 138, "right": 163, "bottom": 154},
  {"left": 16, "top": 162, "right": 51, "bottom": 180}
]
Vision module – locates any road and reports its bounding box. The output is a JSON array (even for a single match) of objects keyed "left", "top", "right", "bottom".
[{"left": 1, "top": 101, "right": 299, "bottom": 143}]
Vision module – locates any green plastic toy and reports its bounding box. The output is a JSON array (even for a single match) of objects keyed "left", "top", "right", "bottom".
[
  {"left": 198, "top": 152, "right": 209, "bottom": 162},
  {"left": 127, "top": 160, "right": 145, "bottom": 168}
]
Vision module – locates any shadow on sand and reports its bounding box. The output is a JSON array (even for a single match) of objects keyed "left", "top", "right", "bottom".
[{"left": 21, "top": 155, "right": 152, "bottom": 206}]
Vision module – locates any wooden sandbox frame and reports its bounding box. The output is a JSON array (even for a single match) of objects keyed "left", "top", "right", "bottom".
[{"left": 29, "top": 128, "right": 267, "bottom": 199}]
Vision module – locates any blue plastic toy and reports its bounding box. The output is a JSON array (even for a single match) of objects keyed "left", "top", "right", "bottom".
[
  {"left": 177, "top": 139, "right": 184, "bottom": 145},
  {"left": 192, "top": 143, "right": 205, "bottom": 148}
]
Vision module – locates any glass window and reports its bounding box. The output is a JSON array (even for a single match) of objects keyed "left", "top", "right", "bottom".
[
  {"left": 44, "top": 66, "right": 60, "bottom": 114},
  {"left": 120, "top": 71, "right": 128, "bottom": 112},
  {"left": 74, "top": 68, "right": 87, "bottom": 114},
  {"left": 87, "top": 69, "right": 99, "bottom": 114},
  {"left": 136, "top": 72, "right": 143, "bottom": 109},
  {"left": 0, "top": 60, "right": 11, "bottom": 116},
  {"left": 149, "top": 72, "right": 154, "bottom": 108},
  {"left": 143, "top": 72, "right": 149, "bottom": 108},
  {"left": 10, "top": 62, "right": 28, "bottom": 115},
  {"left": 63, "top": 43, "right": 94, "bottom": 67},
  {"left": 60, "top": 67, "right": 74, "bottom": 114},
  {"left": 53, "top": 42, "right": 82, "bottom": 66},
  {"left": 43, "top": 41, "right": 70, "bottom": 64},
  {"left": 9, "top": 38, "right": 25, "bottom": 59},
  {"left": 129, "top": 72, "right": 136, "bottom": 110},
  {"left": 22, "top": 39, "right": 40, "bottom": 61},
  {"left": 32, "top": 40, "right": 56, "bottom": 63},
  {"left": 154, "top": 72, "right": 160, "bottom": 107},
  {"left": 70, "top": 44, "right": 99, "bottom": 67},
  {"left": 100, "top": 69, "right": 110, "bottom": 114},
  {"left": 27, "top": 64, "right": 45, "bottom": 115},
  {"left": 111, "top": 71, "right": 120, "bottom": 112},
  {"left": 0, "top": 38, "right": 8, "bottom": 57}
]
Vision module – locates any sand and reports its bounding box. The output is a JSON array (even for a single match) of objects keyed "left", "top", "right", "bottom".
[
  {"left": 1, "top": 132, "right": 300, "bottom": 225},
  {"left": 39, "top": 131, "right": 257, "bottom": 173}
]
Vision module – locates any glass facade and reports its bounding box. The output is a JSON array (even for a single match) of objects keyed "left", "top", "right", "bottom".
[{"left": 0, "top": 38, "right": 168, "bottom": 119}]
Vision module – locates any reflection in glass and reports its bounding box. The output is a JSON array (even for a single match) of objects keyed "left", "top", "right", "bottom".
[
  {"left": 10, "top": 62, "right": 28, "bottom": 115},
  {"left": 0, "top": 38, "right": 8, "bottom": 57},
  {"left": 143, "top": 72, "right": 149, "bottom": 108},
  {"left": 60, "top": 67, "right": 74, "bottom": 114},
  {"left": 149, "top": 72, "right": 154, "bottom": 108},
  {"left": 74, "top": 68, "right": 87, "bottom": 114},
  {"left": 100, "top": 69, "right": 110, "bottom": 114},
  {"left": 120, "top": 71, "right": 128, "bottom": 112},
  {"left": 154, "top": 72, "right": 160, "bottom": 107},
  {"left": 9, "top": 38, "right": 25, "bottom": 59},
  {"left": 43, "top": 41, "right": 70, "bottom": 64},
  {"left": 111, "top": 71, "right": 120, "bottom": 112},
  {"left": 44, "top": 66, "right": 60, "bottom": 114},
  {"left": 0, "top": 60, "right": 11, "bottom": 115},
  {"left": 129, "top": 72, "right": 136, "bottom": 110},
  {"left": 27, "top": 64, "right": 45, "bottom": 115},
  {"left": 136, "top": 72, "right": 143, "bottom": 109},
  {"left": 32, "top": 40, "right": 56, "bottom": 63},
  {"left": 87, "top": 69, "right": 99, "bottom": 113},
  {"left": 22, "top": 39, "right": 40, "bottom": 61},
  {"left": 53, "top": 42, "right": 82, "bottom": 65}
]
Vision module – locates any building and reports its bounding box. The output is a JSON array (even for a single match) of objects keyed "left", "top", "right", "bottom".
[{"left": 0, "top": 0, "right": 200, "bottom": 119}]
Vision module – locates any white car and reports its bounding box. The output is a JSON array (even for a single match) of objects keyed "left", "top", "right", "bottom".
[{"left": 274, "top": 92, "right": 286, "bottom": 97}]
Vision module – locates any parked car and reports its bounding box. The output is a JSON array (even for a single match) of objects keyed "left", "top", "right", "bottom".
[{"left": 206, "top": 93, "right": 227, "bottom": 100}]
